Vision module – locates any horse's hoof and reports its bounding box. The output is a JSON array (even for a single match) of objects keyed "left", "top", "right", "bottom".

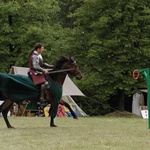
[
  {"left": 50, "top": 124, "right": 57, "bottom": 127},
  {"left": 8, "top": 126, "right": 15, "bottom": 129},
  {"left": 73, "top": 116, "right": 78, "bottom": 119}
]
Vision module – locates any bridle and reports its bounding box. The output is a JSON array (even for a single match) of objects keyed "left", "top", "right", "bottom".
[
  {"left": 69, "top": 60, "right": 83, "bottom": 79},
  {"left": 48, "top": 60, "right": 76, "bottom": 74},
  {"left": 48, "top": 58, "right": 82, "bottom": 79}
]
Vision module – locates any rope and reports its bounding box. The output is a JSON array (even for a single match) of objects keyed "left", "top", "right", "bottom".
[{"left": 84, "top": 96, "right": 120, "bottom": 112}]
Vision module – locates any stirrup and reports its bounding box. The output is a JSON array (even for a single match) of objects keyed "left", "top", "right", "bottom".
[
  {"left": 37, "top": 98, "right": 46, "bottom": 106},
  {"left": 40, "top": 97, "right": 47, "bottom": 102},
  {"left": 38, "top": 101, "right": 49, "bottom": 109}
]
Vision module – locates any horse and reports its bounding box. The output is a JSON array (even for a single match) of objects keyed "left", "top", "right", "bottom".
[{"left": 0, "top": 56, "right": 83, "bottom": 128}]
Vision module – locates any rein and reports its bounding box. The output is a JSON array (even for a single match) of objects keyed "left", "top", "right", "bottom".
[{"left": 48, "top": 68, "right": 74, "bottom": 74}]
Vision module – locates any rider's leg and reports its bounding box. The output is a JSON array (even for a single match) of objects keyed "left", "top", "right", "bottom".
[
  {"left": 40, "top": 81, "right": 50, "bottom": 102},
  {"left": 40, "top": 83, "right": 46, "bottom": 102}
]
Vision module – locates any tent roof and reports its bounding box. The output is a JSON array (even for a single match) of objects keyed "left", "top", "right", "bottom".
[
  {"left": 139, "top": 89, "right": 147, "bottom": 93},
  {"left": 9, "top": 66, "right": 84, "bottom": 96}
]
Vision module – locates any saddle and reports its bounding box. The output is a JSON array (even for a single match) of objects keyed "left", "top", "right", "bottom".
[
  {"left": 28, "top": 72, "right": 51, "bottom": 102},
  {"left": 28, "top": 70, "right": 46, "bottom": 85}
]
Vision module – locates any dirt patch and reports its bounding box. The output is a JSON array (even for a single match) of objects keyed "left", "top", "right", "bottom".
[{"left": 105, "top": 111, "right": 141, "bottom": 118}]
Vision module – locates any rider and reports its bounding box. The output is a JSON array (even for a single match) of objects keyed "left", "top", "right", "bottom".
[{"left": 28, "top": 43, "right": 54, "bottom": 104}]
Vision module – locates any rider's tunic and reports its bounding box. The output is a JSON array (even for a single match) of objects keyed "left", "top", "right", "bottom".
[{"left": 28, "top": 51, "right": 50, "bottom": 85}]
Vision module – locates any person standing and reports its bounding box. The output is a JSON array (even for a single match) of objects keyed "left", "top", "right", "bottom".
[{"left": 28, "top": 43, "right": 54, "bottom": 103}]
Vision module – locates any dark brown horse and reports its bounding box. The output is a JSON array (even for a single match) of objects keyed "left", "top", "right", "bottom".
[{"left": 0, "top": 56, "right": 83, "bottom": 128}]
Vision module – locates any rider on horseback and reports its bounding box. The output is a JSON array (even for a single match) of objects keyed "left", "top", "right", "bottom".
[{"left": 28, "top": 43, "right": 54, "bottom": 104}]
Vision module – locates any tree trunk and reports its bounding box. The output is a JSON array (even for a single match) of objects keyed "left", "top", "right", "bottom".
[{"left": 118, "top": 90, "right": 125, "bottom": 111}]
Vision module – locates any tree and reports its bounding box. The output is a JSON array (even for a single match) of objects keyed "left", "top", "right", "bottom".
[
  {"left": 0, "top": 0, "right": 61, "bottom": 72},
  {"left": 68, "top": 0, "right": 150, "bottom": 113},
  {"left": 57, "top": 0, "right": 83, "bottom": 28}
]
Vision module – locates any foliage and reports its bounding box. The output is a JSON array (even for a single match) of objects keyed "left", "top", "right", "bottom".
[
  {"left": 0, "top": 0, "right": 60, "bottom": 72},
  {"left": 0, "top": 0, "right": 150, "bottom": 115},
  {"left": 57, "top": 0, "right": 83, "bottom": 27},
  {"left": 68, "top": 0, "right": 150, "bottom": 113}
]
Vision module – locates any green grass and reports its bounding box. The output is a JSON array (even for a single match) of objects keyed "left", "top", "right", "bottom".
[{"left": 0, "top": 116, "right": 150, "bottom": 150}]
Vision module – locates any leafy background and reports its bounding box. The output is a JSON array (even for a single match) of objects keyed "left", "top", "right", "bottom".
[{"left": 0, "top": 0, "right": 150, "bottom": 115}]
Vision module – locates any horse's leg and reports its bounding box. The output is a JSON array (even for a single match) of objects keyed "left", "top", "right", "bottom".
[
  {"left": 50, "top": 117, "right": 57, "bottom": 127},
  {"left": 0, "top": 99, "right": 14, "bottom": 128},
  {"left": 2, "top": 103, "right": 14, "bottom": 128},
  {"left": 59, "top": 99, "right": 78, "bottom": 119},
  {"left": 48, "top": 104, "right": 57, "bottom": 127},
  {"left": 46, "top": 90, "right": 58, "bottom": 127}
]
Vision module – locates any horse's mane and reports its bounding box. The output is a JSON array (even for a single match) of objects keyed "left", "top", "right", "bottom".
[
  {"left": 54, "top": 56, "right": 70, "bottom": 69},
  {"left": 49, "top": 56, "right": 74, "bottom": 80}
]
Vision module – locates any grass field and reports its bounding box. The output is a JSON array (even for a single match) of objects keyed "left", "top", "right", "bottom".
[{"left": 0, "top": 116, "right": 150, "bottom": 150}]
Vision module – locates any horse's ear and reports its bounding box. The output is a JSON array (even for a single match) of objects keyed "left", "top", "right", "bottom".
[
  {"left": 69, "top": 56, "right": 76, "bottom": 64},
  {"left": 69, "top": 56, "right": 75, "bottom": 61}
]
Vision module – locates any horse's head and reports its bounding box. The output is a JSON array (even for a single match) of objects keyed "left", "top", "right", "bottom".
[
  {"left": 55, "top": 56, "right": 83, "bottom": 80},
  {"left": 68, "top": 56, "right": 83, "bottom": 80}
]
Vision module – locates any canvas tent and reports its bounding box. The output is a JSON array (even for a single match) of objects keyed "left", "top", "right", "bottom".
[
  {"left": 139, "top": 89, "right": 148, "bottom": 93},
  {"left": 132, "top": 92, "right": 145, "bottom": 116},
  {"left": 132, "top": 89, "right": 149, "bottom": 118},
  {"left": 9, "top": 66, "right": 87, "bottom": 116}
]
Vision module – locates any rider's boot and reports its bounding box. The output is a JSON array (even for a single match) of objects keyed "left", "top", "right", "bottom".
[
  {"left": 40, "top": 84, "right": 46, "bottom": 101},
  {"left": 46, "top": 89, "right": 51, "bottom": 101}
]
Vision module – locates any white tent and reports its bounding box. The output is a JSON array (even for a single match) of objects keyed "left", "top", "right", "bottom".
[
  {"left": 132, "top": 92, "right": 144, "bottom": 116},
  {"left": 9, "top": 66, "right": 87, "bottom": 116}
]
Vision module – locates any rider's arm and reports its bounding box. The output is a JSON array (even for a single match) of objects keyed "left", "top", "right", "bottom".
[{"left": 43, "top": 63, "right": 55, "bottom": 69}]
